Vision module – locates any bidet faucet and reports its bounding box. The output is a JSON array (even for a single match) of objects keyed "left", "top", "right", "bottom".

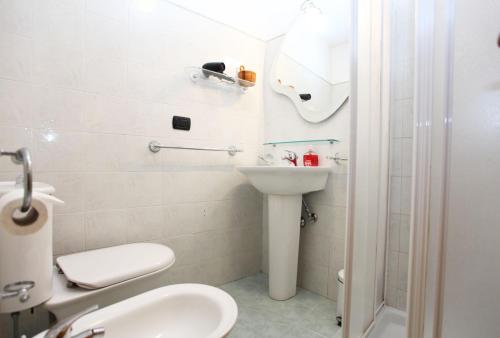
[
  {"left": 282, "top": 150, "right": 298, "bottom": 166},
  {"left": 44, "top": 305, "right": 105, "bottom": 338}
]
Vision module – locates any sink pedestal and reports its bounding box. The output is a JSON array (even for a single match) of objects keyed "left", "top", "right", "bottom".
[
  {"left": 268, "top": 194, "right": 302, "bottom": 300},
  {"left": 236, "top": 166, "right": 330, "bottom": 301}
]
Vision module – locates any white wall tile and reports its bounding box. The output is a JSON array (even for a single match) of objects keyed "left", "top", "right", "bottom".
[
  {"left": 300, "top": 232, "right": 331, "bottom": 268},
  {"left": 299, "top": 263, "right": 328, "bottom": 296},
  {"left": 332, "top": 206, "right": 347, "bottom": 239},
  {"left": 399, "top": 214, "right": 410, "bottom": 254},
  {"left": 84, "top": 209, "right": 128, "bottom": 249},
  {"left": 389, "top": 214, "right": 400, "bottom": 252},
  {"left": 0, "top": 79, "right": 33, "bottom": 128},
  {"left": 33, "top": 130, "right": 89, "bottom": 172},
  {"left": 398, "top": 253, "right": 409, "bottom": 291},
  {"left": 387, "top": 252, "right": 399, "bottom": 290},
  {"left": 126, "top": 172, "right": 163, "bottom": 208},
  {"left": 84, "top": 133, "right": 128, "bottom": 171},
  {"left": 0, "top": 32, "right": 32, "bottom": 81},
  {"left": 125, "top": 206, "right": 164, "bottom": 242},
  {"left": 83, "top": 56, "right": 127, "bottom": 95},
  {"left": 32, "top": 86, "right": 89, "bottom": 131},
  {"left": 32, "top": 2, "right": 85, "bottom": 89},
  {"left": 85, "top": 0, "right": 129, "bottom": 22},
  {"left": 84, "top": 12, "right": 128, "bottom": 61},
  {"left": 83, "top": 172, "right": 129, "bottom": 211},
  {"left": 53, "top": 213, "right": 85, "bottom": 255},
  {"left": 386, "top": 0, "right": 414, "bottom": 309},
  {"left": 0, "top": 0, "right": 34, "bottom": 37}
]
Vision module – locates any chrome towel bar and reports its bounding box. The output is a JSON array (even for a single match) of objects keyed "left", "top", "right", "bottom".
[
  {"left": 326, "top": 153, "right": 349, "bottom": 164},
  {"left": 148, "top": 141, "right": 243, "bottom": 156}
]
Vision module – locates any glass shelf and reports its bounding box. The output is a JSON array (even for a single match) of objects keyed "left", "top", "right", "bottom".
[
  {"left": 185, "top": 67, "right": 256, "bottom": 92},
  {"left": 263, "top": 138, "right": 339, "bottom": 146}
]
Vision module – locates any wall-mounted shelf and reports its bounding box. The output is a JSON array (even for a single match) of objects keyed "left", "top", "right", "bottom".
[
  {"left": 264, "top": 138, "right": 339, "bottom": 146},
  {"left": 185, "top": 67, "right": 255, "bottom": 92}
]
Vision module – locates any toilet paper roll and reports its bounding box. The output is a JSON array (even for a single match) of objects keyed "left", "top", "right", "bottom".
[
  {"left": 0, "top": 190, "right": 63, "bottom": 235},
  {"left": 0, "top": 190, "right": 63, "bottom": 313}
]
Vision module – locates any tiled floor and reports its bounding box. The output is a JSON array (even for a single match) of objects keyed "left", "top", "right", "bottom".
[{"left": 221, "top": 274, "right": 342, "bottom": 338}]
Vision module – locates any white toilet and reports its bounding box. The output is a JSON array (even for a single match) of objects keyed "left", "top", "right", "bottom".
[{"left": 45, "top": 243, "right": 175, "bottom": 320}]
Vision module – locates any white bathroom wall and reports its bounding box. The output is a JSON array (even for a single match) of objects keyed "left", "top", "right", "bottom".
[
  {"left": 385, "top": 0, "right": 414, "bottom": 311},
  {"left": 262, "top": 36, "right": 350, "bottom": 300},
  {"left": 330, "top": 43, "right": 350, "bottom": 84},
  {"left": 0, "top": 0, "right": 265, "bottom": 335}
]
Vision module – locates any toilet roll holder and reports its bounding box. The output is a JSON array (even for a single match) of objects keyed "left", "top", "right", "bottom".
[
  {"left": 0, "top": 148, "right": 37, "bottom": 306},
  {"left": 0, "top": 147, "right": 33, "bottom": 212}
]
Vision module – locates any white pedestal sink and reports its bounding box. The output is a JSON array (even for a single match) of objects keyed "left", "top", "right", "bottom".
[{"left": 237, "top": 166, "right": 330, "bottom": 300}]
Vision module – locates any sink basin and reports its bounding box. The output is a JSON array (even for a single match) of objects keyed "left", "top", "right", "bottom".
[
  {"left": 35, "top": 284, "right": 238, "bottom": 338},
  {"left": 237, "top": 166, "right": 330, "bottom": 195},
  {"left": 237, "top": 166, "right": 330, "bottom": 300}
]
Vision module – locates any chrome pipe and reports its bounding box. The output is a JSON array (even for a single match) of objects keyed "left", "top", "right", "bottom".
[
  {"left": 326, "top": 153, "right": 349, "bottom": 164},
  {"left": 302, "top": 198, "right": 318, "bottom": 223},
  {"left": 0, "top": 148, "right": 32, "bottom": 212},
  {"left": 148, "top": 140, "right": 243, "bottom": 156}
]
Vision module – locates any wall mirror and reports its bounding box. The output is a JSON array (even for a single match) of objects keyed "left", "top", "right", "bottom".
[{"left": 270, "top": 0, "right": 350, "bottom": 123}]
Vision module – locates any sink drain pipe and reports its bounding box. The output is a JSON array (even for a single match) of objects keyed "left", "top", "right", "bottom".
[{"left": 301, "top": 198, "right": 318, "bottom": 227}]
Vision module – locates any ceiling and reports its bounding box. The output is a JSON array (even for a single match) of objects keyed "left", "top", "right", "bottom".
[{"left": 167, "top": 0, "right": 351, "bottom": 43}]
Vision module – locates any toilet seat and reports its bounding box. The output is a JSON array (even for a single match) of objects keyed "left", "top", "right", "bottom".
[{"left": 57, "top": 243, "right": 175, "bottom": 290}]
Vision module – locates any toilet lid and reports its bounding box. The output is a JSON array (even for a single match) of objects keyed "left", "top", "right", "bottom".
[{"left": 56, "top": 243, "right": 175, "bottom": 290}]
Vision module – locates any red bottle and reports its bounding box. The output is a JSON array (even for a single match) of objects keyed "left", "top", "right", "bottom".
[{"left": 303, "top": 147, "right": 319, "bottom": 166}]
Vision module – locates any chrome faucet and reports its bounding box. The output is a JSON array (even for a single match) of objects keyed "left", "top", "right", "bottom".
[
  {"left": 282, "top": 150, "right": 298, "bottom": 166},
  {"left": 44, "top": 306, "right": 105, "bottom": 338}
]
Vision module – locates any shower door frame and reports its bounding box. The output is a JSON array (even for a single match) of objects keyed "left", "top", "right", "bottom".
[
  {"left": 344, "top": 0, "right": 456, "bottom": 337},
  {"left": 342, "top": 0, "right": 392, "bottom": 336},
  {"left": 407, "top": 0, "right": 455, "bottom": 337}
]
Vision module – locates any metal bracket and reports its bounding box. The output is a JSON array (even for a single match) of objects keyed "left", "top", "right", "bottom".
[{"left": 1, "top": 281, "right": 35, "bottom": 303}]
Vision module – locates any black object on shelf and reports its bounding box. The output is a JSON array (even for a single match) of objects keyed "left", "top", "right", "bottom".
[
  {"left": 299, "top": 93, "right": 312, "bottom": 101},
  {"left": 202, "top": 62, "right": 234, "bottom": 82},
  {"left": 202, "top": 62, "right": 225, "bottom": 73}
]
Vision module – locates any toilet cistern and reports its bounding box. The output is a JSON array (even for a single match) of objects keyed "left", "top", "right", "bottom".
[{"left": 45, "top": 243, "right": 175, "bottom": 320}]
